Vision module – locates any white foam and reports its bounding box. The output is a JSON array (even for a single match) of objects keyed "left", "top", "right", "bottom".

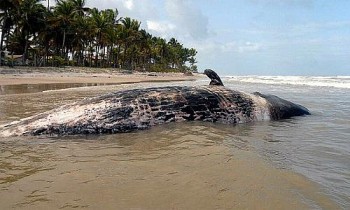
[{"left": 225, "top": 76, "right": 350, "bottom": 89}]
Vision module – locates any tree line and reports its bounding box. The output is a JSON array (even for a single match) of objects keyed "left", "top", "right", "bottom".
[{"left": 0, "top": 0, "right": 198, "bottom": 72}]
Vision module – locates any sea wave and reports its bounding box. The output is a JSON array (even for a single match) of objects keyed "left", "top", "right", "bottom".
[{"left": 224, "top": 76, "right": 350, "bottom": 89}]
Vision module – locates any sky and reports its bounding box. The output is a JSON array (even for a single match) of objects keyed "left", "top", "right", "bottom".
[{"left": 51, "top": 0, "right": 350, "bottom": 75}]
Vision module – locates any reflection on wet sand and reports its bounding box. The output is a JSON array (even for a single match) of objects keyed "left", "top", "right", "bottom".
[
  {"left": 0, "top": 84, "right": 340, "bottom": 209},
  {"left": 0, "top": 123, "right": 339, "bottom": 209},
  {"left": 0, "top": 84, "right": 124, "bottom": 125},
  {"left": 0, "top": 83, "right": 118, "bottom": 95}
]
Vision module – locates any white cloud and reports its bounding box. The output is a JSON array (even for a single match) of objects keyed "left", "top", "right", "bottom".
[
  {"left": 290, "top": 21, "right": 350, "bottom": 35},
  {"left": 238, "top": 42, "right": 263, "bottom": 53},
  {"left": 123, "top": 0, "right": 134, "bottom": 10},
  {"left": 82, "top": 0, "right": 211, "bottom": 42},
  {"left": 86, "top": 0, "right": 160, "bottom": 24},
  {"left": 188, "top": 39, "right": 263, "bottom": 71},
  {"left": 236, "top": 20, "right": 350, "bottom": 44},
  {"left": 146, "top": 20, "right": 176, "bottom": 38},
  {"left": 249, "top": 0, "right": 314, "bottom": 8},
  {"left": 165, "top": 0, "right": 209, "bottom": 39},
  {"left": 201, "top": 41, "right": 263, "bottom": 53}
]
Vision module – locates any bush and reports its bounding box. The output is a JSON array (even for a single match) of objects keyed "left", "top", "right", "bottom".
[
  {"left": 48, "top": 56, "right": 65, "bottom": 67},
  {"left": 148, "top": 64, "right": 184, "bottom": 73}
]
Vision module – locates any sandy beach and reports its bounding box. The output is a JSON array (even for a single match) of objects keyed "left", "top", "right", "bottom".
[{"left": 0, "top": 66, "right": 203, "bottom": 86}]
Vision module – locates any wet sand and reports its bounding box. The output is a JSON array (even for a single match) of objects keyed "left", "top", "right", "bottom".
[
  {"left": 0, "top": 122, "right": 339, "bottom": 210},
  {"left": 0, "top": 75, "right": 340, "bottom": 209},
  {"left": 0, "top": 66, "right": 202, "bottom": 86}
]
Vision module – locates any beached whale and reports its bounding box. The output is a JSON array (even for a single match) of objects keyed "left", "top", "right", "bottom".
[{"left": 0, "top": 70, "right": 310, "bottom": 137}]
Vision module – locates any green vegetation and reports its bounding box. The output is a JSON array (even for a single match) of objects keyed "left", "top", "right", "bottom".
[{"left": 0, "top": 0, "right": 198, "bottom": 72}]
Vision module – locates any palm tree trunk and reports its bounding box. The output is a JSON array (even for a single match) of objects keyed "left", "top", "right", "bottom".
[
  {"left": 95, "top": 45, "right": 98, "bottom": 67},
  {"left": 123, "top": 43, "right": 128, "bottom": 69},
  {"left": 102, "top": 45, "right": 106, "bottom": 67},
  {"left": 116, "top": 45, "right": 121, "bottom": 68},
  {"left": 23, "top": 33, "right": 30, "bottom": 65},
  {"left": 0, "top": 32, "right": 4, "bottom": 66},
  {"left": 79, "top": 45, "right": 83, "bottom": 66},
  {"left": 0, "top": 15, "right": 9, "bottom": 66},
  {"left": 44, "top": 46, "right": 47, "bottom": 67},
  {"left": 62, "top": 29, "right": 66, "bottom": 58},
  {"left": 106, "top": 45, "right": 110, "bottom": 67}
]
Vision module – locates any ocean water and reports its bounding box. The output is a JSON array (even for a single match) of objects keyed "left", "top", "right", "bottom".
[
  {"left": 222, "top": 75, "right": 350, "bottom": 208},
  {"left": 0, "top": 76, "right": 349, "bottom": 209}
]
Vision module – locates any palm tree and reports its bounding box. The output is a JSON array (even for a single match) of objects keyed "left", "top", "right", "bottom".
[
  {"left": 188, "top": 48, "right": 197, "bottom": 72},
  {"left": 90, "top": 8, "right": 111, "bottom": 66},
  {"left": 104, "top": 25, "right": 120, "bottom": 67},
  {"left": 0, "top": 0, "right": 20, "bottom": 65},
  {"left": 168, "top": 38, "right": 181, "bottom": 69},
  {"left": 155, "top": 37, "right": 168, "bottom": 64},
  {"left": 1, "top": 1, "right": 197, "bottom": 71},
  {"left": 137, "top": 29, "right": 152, "bottom": 70},
  {"left": 90, "top": 8, "right": 121, "bottom": 67},
  {"left": 70, "top": 0, "right": 89, "bottom": 16},
  {"left": 13, "top": 0, "right": 46, "bottom": 63},
  {"left": 70, "top": 15, "right": 92, "bottom": 66},
  {"left": 120, "top": 17, "right": 141, "bottom": 69},
  {"left": 36, "top": 9, "right": 59, "bottom": 66},
  {"left": 51, "top": 0, "right": 75, "bottom": 59}
]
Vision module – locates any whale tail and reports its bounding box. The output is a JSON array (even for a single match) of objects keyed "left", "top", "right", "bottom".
[{"left": 204, "top": 69, "right": 224, "bottom": 86}]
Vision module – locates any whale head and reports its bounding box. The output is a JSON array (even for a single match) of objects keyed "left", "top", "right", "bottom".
[{"left": 253, "top": 92, "right": 310, "bottom": 120}]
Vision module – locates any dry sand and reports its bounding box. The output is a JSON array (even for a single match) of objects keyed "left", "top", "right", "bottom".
[{"left": 0, "top": 66, "right": 203, "bottom": 86}]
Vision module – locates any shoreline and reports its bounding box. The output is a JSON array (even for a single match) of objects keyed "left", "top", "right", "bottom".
[{"left": 0, "top": 66, "right": 204, "bottom": 86}]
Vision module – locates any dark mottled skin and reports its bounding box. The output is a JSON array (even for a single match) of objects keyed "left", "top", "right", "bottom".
[
  {"left": 0, "top": 70, "right": 310, "bottom": 137},
  {"left": 32, "top": 86, "right": 256, "bottom": 135}
]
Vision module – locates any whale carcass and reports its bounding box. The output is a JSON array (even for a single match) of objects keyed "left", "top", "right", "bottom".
[{"left": 0, "top": 70, "right": 310, "bottom": 137}]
